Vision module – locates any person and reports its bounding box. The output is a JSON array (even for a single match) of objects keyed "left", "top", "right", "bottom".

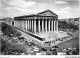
[
  {"left": 72, "top": 48, "right": 77, "bottom": 55},
  {"left": 66, "top": 48, "right": 69, "bottom": 55},
  {"left": 51, "top": 48, "right": 57, "bottom": 55}
]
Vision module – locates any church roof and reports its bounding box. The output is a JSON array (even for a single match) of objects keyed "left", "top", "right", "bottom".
[
  {"left": 14, "top": 10, "right": 58, "bottom": 19},
  {"left": 37, "top": 10, "right": 58, "bottom": 17}
]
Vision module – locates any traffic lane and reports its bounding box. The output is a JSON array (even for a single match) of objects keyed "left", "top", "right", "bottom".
[
  {"left": 5, "top": 38, "right": 42, "bottom": 55},
  {"left": 56, "top": 37, "right": 79, "bottom": 52}
]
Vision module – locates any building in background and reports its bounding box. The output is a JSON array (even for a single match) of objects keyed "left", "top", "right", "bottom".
[
  {"left": 0, "top": 17, "right": 14, "bottom": 26},
  {"left": 74, "top": 18, "right": 79, "bottom": 26},
  {"left": 59, "top": 18, "right": 79, "bottom": 26},
  {"left": 0, "top": 17, "right": 14, "bottom": 31}
]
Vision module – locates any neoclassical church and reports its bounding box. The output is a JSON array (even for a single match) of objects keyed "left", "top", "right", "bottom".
[
  {"left": 14, "top": 10, "right": 69, "bottom": 47},
  {"left": 14, "top": 10, "right": 58, "bottom": 33}
]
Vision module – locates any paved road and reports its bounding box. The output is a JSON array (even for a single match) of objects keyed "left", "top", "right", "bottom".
[
  {"left": 56, "top": 37, "right": 79, "bottom": 52},
  {"left": 15, "top": 29, "right": 79, "bottom": 54},
  {"left": 0, "top": 31, "right": 41, "bottom": 55}
]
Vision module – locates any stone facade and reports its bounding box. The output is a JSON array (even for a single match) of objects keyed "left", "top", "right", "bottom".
[{"left": 14, "top": 10, "right": 58, "bottom": 34}]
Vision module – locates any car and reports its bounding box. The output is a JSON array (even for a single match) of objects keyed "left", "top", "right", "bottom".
[
  {"left": 40, "top": 51, "right": 46, "bottom": 55},
  {"left": 41, "top": 48, "right": 47, "bottom": 51},
  {"left": 36, "top": 53, "right": 42, "bottom": 55},
  {"left": 28, "top": 42, "right": 35, "bottom": 46},
  {"left": 33, "top": 46, "right": 39, "bottom": 51}
]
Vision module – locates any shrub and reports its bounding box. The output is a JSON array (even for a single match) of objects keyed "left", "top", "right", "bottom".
[
  {"left": 1, "top": 22, "right": 21, "bottom": 37},
  {"left": 58, "top": 21, "right": 79, "bottom": 30}
]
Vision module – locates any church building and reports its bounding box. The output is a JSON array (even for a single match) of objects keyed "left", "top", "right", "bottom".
[{"left": 14, "top": 10, "right": 58, "bottom": 33}]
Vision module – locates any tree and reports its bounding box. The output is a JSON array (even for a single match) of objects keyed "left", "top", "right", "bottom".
[
  {"left": 1, "top": 22, "right": 9, "bottom": 33},
  {"left": 69, "top": 23, "right": 79, "bottom": 30},
  {"left": 14, "top": 31, "right": 21, "bottom": 37},
  {"left": 1, "top": 22, "right": 21, "bottom": 37},
  {"left": 58, "top": 21, "right": 70, "bottom": 29},
  {"left": 58, "top": 21, "right": 79, "bottom": 30}
]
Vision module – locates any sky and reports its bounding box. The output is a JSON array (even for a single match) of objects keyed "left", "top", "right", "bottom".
[{"left": 0, "top": 0, "right": 80, "bottom": 19}]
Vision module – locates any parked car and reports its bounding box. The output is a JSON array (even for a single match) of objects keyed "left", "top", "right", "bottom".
[
  {"left": 33, "top": 46, "right": 39, "bottom": 52},
  {"left": 27, "top": 42, "right": 35, "bottom": 46}
]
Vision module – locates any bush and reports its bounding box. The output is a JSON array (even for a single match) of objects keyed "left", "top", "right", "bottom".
[
  {"left": 1, "top": 38, "right": 24, "bottom": 55},
  {"left": 1, "top": 22, "right": 21, "bottom": 37},
  {"left": 69, "top": 23, "right": 79, "bottom": 30},
  {"left": 1, "top": 22, "right": 10, "bottom": 33},
  {"left": 1, "top": 38, "right": 8, "bottom": 52},
  {"left": 14, "top": 30, "right": 21, "bottom": 37},
  {"left": 58, "top": 21, "right": 70, "bottom": 29},
  {"left": 58, "top": 21, "right": 79, "bottom": 30}
]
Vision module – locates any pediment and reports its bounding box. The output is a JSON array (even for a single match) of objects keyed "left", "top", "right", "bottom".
[{"left": 37, "top": 10, "right": 57, "bottom": 17}]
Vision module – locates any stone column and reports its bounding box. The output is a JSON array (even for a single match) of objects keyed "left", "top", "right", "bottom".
[
  {"left": 45, "top": 19, "right": 47, "bottom": 32},
  {"left": 17, "top": 21, "right": 18, "bottom": 28},
  {"left": 26, "top": 20, "right": 27, "bottom": 31},
  {"left": 51, "top": 20, "right": 53, "bottom": 31},
  {"left": 16, "top": 20, "right": 17, "bottom": 27},
  {"left": 23, "top": 20, "right": 25, "bottom": 30},
  {"left": 21, "top": 21, "right": 22, "bottom": 29},
  {"left": 38, "top": 19, "right": 40, "bottom": 33},
  {"left": 54, "top": 20, "right": 55, "bottom": 31},
  {"left": 30, "top": 20, "right": 31, "bottom": 31},
  {"left": 34, "top": 20, "right": 36, "bottom": 33},
  {"left": 24, "top": 20, "right": 25, "bottom": 30},
  {"left": 22, "top": 20, "right": 23, "bottom": 29},
  {"left": 32, "top": 20, "right": 33, "bottom": 32},
  {"left": 20, "top": 21, "right": 22, "bottom": 29},
  {"left": 28, "top": 20, "right": 29, "bottom": 31},
  {"left": 48, "top": 20, "right": 50, "bottom": 32},
  {"left": 21, "top": 21, "right": 23, "bottom": 29},
  {"left": 10, "top": 21, "right": 12, "bottom": 26},
  {"left": 18, "top": 21, "right": 19, "bottom": 28},
  {"left": 42, "top": 19, "right": 44, "bottom": 32},
  {"left": 14, "top": 20, "right": 15, "bottom": 26},
  {"left": 56, "top": 20, "right": 58, "bottom": 31},
  {"left": 14, "top": 20, "right": 18, "bottom": 27},
  {"left": 19, "top": 21, "right": 20, "bottom": 28},
  {"left": 15, "top": 20, "right": 16, "bottom": 27},
  {"left": 23, "top": 20, "right": 25, "bottom": 29}
]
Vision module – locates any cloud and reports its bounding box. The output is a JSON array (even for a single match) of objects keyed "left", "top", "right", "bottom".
[
  {"left": 8, "top": 0, "right": 37, "bottom": 8},
  {"left": 53, "top": 7, "right": 72, "bottom": 19},
  {"left": 55, "top": 7, "right": 71, "bottom": 14},
  {"left": 0, "top": 0, "right": 80, "bottom": 19},
  {"left": 61, "top": 7, "right": 71, "bottom": 11},
  {"left": 7, "top": 0, "right": 47, "bottom": 13},
  {"left": 54, "top": 1, "right": 67, "bottom": 4},
  {"left": 55, "top": 10, "right": 72, "bottom": 19},
  {"left": 1, "top": 0, "right": 48, "bottom": 17},
  {"left": 54, "top": 6, "right": 80, "bottom": 19}
]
